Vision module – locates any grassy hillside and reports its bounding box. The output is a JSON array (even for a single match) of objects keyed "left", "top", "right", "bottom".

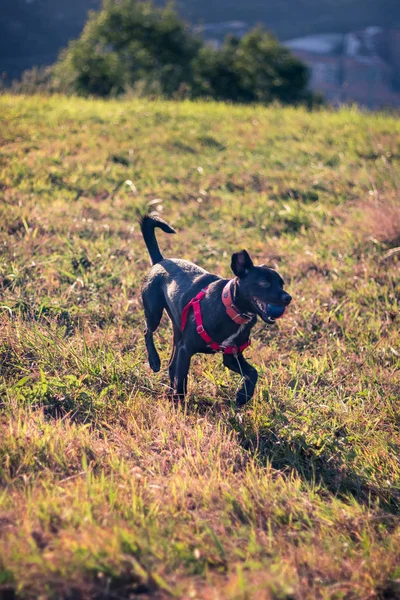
[{"left": 0, "top": 95, "right": 399, "bottom": 599}]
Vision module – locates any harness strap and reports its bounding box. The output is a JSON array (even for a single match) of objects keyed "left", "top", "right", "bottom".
[
  {"left": 181, "top": 287, "right": 251, "bottom": 355},
  {"left": 181, "top": 289, "right": 206, "bottom": 332}
]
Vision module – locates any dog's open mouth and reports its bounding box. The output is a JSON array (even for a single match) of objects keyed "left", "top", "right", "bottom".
[{"left": 253, "top": 299, "right": 286, "bottom": 324}]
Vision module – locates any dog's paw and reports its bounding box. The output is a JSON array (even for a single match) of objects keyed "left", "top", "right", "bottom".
[
  {"left": 235, "top": 390, "right": 251, "bottom": 408},
  {"left": 149, "top": 355, "right": 161, "bottom": 372}
]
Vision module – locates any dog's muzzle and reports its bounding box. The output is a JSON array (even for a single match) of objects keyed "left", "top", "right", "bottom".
[{"left": 253, "top": 299, "right": 287, "bottom": 324}]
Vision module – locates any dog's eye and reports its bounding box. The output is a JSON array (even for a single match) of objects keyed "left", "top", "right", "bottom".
[{"left": 259, "top": 280, "right": 270, "bottom": 288}]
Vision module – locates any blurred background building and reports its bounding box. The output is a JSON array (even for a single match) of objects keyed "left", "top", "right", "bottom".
[{"left": 285, "top": 28, "right": 400, "bottom": 108}]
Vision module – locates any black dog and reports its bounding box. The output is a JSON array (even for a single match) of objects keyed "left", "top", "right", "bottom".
[{"left": 140, "top": 215, "right": 291, "bottom": 406}]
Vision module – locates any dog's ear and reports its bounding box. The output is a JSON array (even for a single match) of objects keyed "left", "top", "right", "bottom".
[{"left": 231, "top": 250, "right": 254, "bottom": 278}]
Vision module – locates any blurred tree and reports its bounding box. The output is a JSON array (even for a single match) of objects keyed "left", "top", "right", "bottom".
[
  {"left": 191, "top": 38, "right": 246, "bottom": 101},
  {"left": 52, "top": 0, "right": 310, "bottom": 103},
  {"left": 192, "top": 29, "right": 309, "bottom": 104},
  {"left": 234, "top": 28, "right": 309, "bottom": 104},
  {"left": 54, "top": 0, "right": 201, "bottom": 96}
]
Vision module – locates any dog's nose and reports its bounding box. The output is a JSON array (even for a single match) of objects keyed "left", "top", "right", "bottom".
[{"left": 281, "top": 292, "right": 292, "bottom": 306}]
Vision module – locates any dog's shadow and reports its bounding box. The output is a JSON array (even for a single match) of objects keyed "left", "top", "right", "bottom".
[
  {"left": 182, "top": 393, "right": 400, "bottom": 515},
  {"left": 234, "top": 415, "right": 400, "bottom": 514},
  {"left": 42, "top": 374, "right": 400, "bottom": 515}
]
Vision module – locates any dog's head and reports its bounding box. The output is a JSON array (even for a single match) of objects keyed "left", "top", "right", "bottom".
[{"left": 231, "top": 250, "right": 291, "bottom": 323}]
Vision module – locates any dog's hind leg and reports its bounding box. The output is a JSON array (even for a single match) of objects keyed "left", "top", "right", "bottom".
[
  {"left": 142, "top": 284, "right": 164, "bottom": 373},
  {"left": 223, "top": 353, "right": 258, "bottom": 407},
  {"left": 174, "top": 344, "right": 191, "bottom": 399}
]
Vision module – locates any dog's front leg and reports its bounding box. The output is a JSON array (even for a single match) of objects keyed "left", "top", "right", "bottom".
[
  {"left": 223, "top": 353, "right": 258, "bottom": 407},
  {"left": 168, "top": 325, "right": 182, "bottom": 394},
  {"left": 174, "top": 345, "right": 191, "bottom": 399}
]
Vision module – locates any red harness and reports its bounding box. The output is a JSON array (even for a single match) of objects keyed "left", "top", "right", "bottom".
[{"left": 181, "top": 280, "right": 251, "bottom": 355}]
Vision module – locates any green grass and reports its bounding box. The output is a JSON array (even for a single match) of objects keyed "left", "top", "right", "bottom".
[{"left": 0, "top": 94, "right": 399, "bottom": 599}]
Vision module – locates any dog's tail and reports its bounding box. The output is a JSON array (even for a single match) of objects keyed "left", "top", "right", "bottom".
[{"left": 140, "top": 214, "right": 176, "bottom": 265}]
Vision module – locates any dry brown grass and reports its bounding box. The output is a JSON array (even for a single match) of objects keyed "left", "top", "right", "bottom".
[{"left": 354, "top": 196, "right": 400, "bottom": 247}]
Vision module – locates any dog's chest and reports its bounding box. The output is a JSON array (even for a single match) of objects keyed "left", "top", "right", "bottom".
[{"left": 221, "top": 324, "right": 248, "bottom": 348}]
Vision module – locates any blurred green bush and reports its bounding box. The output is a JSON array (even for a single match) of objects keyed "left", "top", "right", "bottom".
[{"left": 13, "top": 0, "right": 315, "bottom": 105}]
